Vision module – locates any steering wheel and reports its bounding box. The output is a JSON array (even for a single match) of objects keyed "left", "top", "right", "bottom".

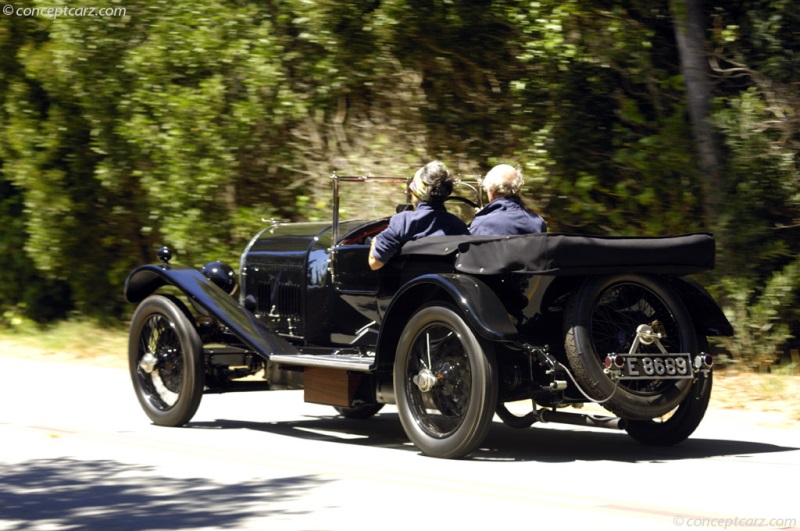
[{"left": 445, "top": 195, "right": 479, "bottom": 209}]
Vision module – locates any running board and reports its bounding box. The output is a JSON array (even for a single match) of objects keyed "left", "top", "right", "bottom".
[
  {"left": 269, "top": 353, "right": 375, "bottom": 372},
  {"left": 204, "top": 381, "right": 272, "bottom": 394}
]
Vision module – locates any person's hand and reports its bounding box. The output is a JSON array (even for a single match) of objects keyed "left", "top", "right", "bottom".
[{"left": 368, "top": 239, "right": 385, "bottom": 270}]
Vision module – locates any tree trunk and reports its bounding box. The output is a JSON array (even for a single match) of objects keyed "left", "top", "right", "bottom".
[{"left": 670, "top": 0, "right": 724, "bottom": 229}]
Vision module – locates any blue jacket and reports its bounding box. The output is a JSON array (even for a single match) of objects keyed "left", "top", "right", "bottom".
[
  {"left": 372, "top": 202, "right": 469, "bottom": 263},
  {"left": 469, "top": 196, "right": 546, "bottom": 236}
]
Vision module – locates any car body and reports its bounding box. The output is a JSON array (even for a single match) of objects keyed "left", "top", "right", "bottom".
[{"left": 125, "top": 174, "right": 733, "bottom": 459}]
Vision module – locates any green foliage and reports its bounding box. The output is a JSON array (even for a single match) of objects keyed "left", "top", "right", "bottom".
[
  {"left": 0, "top": 176, "right": 73, "bottom": 323},
  {"left": 705, "top": 1, "right": 800, "bottom": 363},
  {"left": 0, "top": 0, "right": 798, "bottom": 368},
  {"left": 713, "top": 88, "right": 799, "bottom": 274},
  {"left": 504, "top": 1, "right": 706, "bottom": 235},
  {"left": 717, "top": 259, "right": 800, "bottom": 368}
]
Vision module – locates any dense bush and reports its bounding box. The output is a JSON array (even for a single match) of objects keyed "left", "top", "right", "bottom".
[{"left": 1, "top": 0, "right": 797, "bottom": 365}]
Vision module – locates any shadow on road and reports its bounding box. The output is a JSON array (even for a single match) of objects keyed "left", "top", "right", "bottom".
[
  {"left": 188, "top": 412, "right": 799, "bottom": 463},
  {"left": 477, "top": 423, "right": 799, "bottom": 462},
  {"left": 0, "top": 458, "right": 329, "bottom": 530}
]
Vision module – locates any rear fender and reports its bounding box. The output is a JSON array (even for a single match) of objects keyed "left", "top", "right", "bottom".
[
  {"left": 668, "top": 277, "right": 734, "bottom": 337},
  {"left": 125, "top": 264, "right": 299, "bottom": 358},
  {"left": 375, "top": 274, "right": 518, "bottom": 373}
]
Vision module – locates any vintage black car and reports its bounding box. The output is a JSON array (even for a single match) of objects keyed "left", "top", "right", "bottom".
[{"left": 124, "top": 174, "right": 733, "bottom": 459}]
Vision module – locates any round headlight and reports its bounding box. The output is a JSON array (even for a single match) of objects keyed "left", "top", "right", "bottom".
[{"left": 200, "top": 261, "right": 237, "bottom": 295}]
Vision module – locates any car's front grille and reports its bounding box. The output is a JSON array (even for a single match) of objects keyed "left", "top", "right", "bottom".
[
  {"left": 277, "top": 281, "right": 302, "bottom": 317},
  {"left": 256, "top": 281, "right": 271, "bottom": 314},
  {"left": 254, "top": 280, "right": 302, "bottom": 318}
]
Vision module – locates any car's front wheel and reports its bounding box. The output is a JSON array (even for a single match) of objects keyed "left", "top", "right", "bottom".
[
  {"left": 394, "top": 303, "right": 497, "bottom": 459},
  {"left": 128, "top": 294, "right": 204, "bottom": 427}
]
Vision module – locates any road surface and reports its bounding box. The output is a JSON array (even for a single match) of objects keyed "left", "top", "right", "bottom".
[{"left": 0, "top": 356, "right": 797, "bottom": 530}]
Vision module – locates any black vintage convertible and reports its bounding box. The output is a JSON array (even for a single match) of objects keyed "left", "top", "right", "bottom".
[{"left": 125, "top": 174, "right": 733, "bottom": 459}]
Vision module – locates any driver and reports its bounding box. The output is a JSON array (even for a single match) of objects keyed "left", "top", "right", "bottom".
[
  {"left": 369, "top": 160, "right": 469, "bottom": 270},
  {"left": 469, "top": 164, "right": 547, "bottom": 236}
]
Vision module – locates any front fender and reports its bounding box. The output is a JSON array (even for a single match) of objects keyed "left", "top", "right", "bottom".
[
  {"left": 125, "top": 264, "right": 298, "bottom": 358},
  {"left": 375, "top": 274, "right": 518, "bottom": 373}
]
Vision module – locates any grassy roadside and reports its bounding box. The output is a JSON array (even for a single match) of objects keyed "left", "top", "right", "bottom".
[
  {"left": 2, "top": 320, "right": 798, "bottom": 427},
  {"left": 0, "top": 320, "right": 129, "bottom": 369}
]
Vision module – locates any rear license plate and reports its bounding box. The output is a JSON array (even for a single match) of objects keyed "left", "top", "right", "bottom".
[{"left": 616, "top": 354, "right": 694, "bottom": 380}]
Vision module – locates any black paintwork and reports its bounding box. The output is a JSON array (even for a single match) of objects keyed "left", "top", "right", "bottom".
[
  {"left": 125, "top": 263, "right": 298, "bottom": 358},
  {"left": 123, "top": 177, "right": 734, "bottom": 456},
  {"left": 125, "top": 217, "right": 732, "bottom": 372}
]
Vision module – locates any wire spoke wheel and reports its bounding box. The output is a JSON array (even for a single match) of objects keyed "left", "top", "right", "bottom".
[
  {"left": 394, "top": 303, "right": 497, "bottom": 459},
  {"left": 589, "top": 283, "right": 683, "bottom": 396},
  {"left": 129, "top": 295, "right": 204, "bottom": 426},
  {"left": 406, "top": 324, "right": 472, "bottom": 437},
  {"left": 137, "top": 314, "right": 184, "bottom": 409},
  {"left": 565, "top": 275, "right": 696, "bottom": 420}
]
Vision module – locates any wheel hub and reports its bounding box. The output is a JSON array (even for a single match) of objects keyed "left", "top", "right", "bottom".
[
  {"left": 412, "top": 368, "right": 438, "bottom": 392},
  {"left": 139, "top": 352, "right": 157, "bottom": 374}
]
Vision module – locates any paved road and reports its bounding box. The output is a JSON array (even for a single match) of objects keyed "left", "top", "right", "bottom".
[{"left": 1, "top": 356, "right": 798, "bottom": 530}]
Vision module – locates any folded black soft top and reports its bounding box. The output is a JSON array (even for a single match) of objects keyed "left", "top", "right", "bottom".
[{"left": 399, "top": 232, "right": 715, "bottom": 276}]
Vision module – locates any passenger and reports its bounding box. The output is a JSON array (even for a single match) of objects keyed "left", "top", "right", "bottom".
[
  {"left": 469, "top": 164, "right": 547, "bottom": 236},
  {"left": 369, "top": 161, "right": 469, "bottom": 270}
]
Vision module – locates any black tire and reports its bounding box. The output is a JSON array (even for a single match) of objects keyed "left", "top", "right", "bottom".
[
  {"left": 334, "top": 403, "right": 385, "bottom": 419},
  {"left": 129, "top": 294, "right": 205, "bottom": 427},
  {"left": 496, "top": 403, "right": 538, "bottom": 429},
  {"left": 564, "top": 274, "right": 696, "bottom": 420},
  {"left": 394, "top": 303, "right": 498, "bottom": 459},
  {"left": 625, "top": 369, "right": 712, "bottom": 445}
]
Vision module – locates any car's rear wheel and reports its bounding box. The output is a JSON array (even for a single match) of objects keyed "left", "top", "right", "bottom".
[
  {"left": 625, "top": 338, "right": 713, "bottom": 446},
  {"left": 564, "top": 274, "right": 696, "bottom": 420},
  {"left": 129, "top": 294, "right": 204, "bottom": 427},
  {"left": 394, "top": 303, "right": 497, "bottom": 459}
]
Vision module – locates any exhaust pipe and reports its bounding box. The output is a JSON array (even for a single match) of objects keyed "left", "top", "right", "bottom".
[{"left": 538, "top": 409, "right": 627, "bottom": 430}]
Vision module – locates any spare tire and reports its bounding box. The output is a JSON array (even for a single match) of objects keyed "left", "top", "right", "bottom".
[{"left": 564, "top": 274, "right": 696, "bottom": 420}]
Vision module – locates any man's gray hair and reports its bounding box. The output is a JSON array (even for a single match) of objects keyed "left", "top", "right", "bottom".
[{"left": 483, "top": 164, "right": 524, "bottom": 197}]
